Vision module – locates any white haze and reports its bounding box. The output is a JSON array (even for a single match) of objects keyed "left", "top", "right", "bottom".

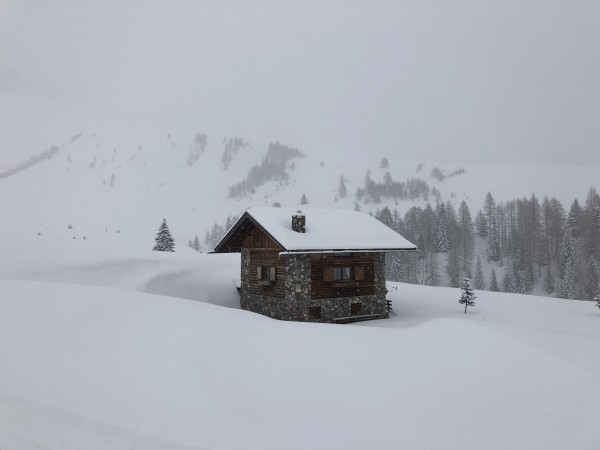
[{"left": 1, "top": 0, "right": 600, "bottom": 167}]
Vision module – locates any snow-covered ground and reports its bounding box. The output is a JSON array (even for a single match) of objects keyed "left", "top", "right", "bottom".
[
  {"left": 1, "top": 249, "right": 599, "bottom": 450},
  {"left": 2, "top": 2, "right": 600, "bottom": 447},
  {"left": 1, "top": 103, "right": 599, "bottom": 450}
]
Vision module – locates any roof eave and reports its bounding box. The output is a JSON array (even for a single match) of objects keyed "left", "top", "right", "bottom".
[{"left": 212, "top": 211, "right": 288, "bottom": 253}]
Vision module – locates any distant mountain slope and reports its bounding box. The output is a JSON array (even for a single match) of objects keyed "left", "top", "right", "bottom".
[{"left": 1, "top": 128, "right": 599, "bottom": 298}]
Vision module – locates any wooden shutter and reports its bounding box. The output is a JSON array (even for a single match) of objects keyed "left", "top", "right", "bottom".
[
  {"left": 323, "top": 267, "right": 334, "bottom": 282},
  {"left": 257, "top": 267, "right": 263, "bottom": 279},
  {"left": 269, "top": 267, "right": 276, "bottom": 281},
  {"left": 354, "top": 266, "right": 365, "bottom": 281}
]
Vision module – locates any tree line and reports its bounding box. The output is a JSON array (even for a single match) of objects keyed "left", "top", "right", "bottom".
[
  {"left": 228, "top": 142, "right": 303, "bottom": 198},
  {"left": 376, "top": 187, "right": 600, "bottom": 300},
  {"left": 0, "top": 145, "right": 60, "bottom": 180}
]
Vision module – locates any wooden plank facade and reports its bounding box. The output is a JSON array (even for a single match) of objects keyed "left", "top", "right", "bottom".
[
  {"left": 247, "top": 249, "right": 287, "bottom": 299},
  {"left": 310, "top": 253, "right": 375, "bottom": 300}
]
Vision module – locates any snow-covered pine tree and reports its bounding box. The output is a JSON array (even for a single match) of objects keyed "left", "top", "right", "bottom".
[
  {"left": 436, "top": 215, "right": 449, "bottom": 253},
  {"left": 489, "top": 220, "right": 502, "bottom": 262},
  {"left": 567, "top": 199, "right": 583, "bottom": 237},
  {"left": 458, "top": 201, "right": 475, "bottom": 276},
  {"left": 300, "top": 193, "right": 308, "bottom": 205},
  {"left": 153, "top": 219, "right": 175, "bottom": 252},
  {"left": 483, "top": 192, "right": 496, "bottom": 237},
  {"left": 446, "top": 242, "right": 460, "bottom": 287},
  {"left": 583, "top": 187, "right": 600, "bottom": 260},
  {"left": 377, "top": 206, "right": 394, "bottom": 229},
  {"left": 489, "top": 267, "right": 499, "bottom": 291},
  {"left": 389, "top": 252, "right": 403, "bottom": 282},
  {"left": 502, "top": 262, "right": 519, "bottom": 293},
  {"left": 560, "top": 227, "right": 577, "bottom": 299},
  {"left": 474, "top": 255, "right": 485, "bottom": 290},
  {"left": 475, "top": 210, "right": 488, "bottom": 238},
  {"left": 459, "top": 276, "right": 476, "bottom": 313},
  {"left": 586, "top": 255, "right": 600, "bottom": 299},
  {"left": 193, "top": 234, "right": 201, "bottom": 252},
  {"left": 338, "top": 175, "right": 348, "bottom": 198}
]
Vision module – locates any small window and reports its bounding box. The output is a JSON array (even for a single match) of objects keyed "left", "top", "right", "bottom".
[
  {"left": 257, "top": 266, "right": 276, "bottom": 285},
  {"left": 351, "top": 303, "right": 362, "bottom": 315},
  {"left": 309, "top": 306, "right": 321, "bottom": 320},
  {"left": 334, "top": 267, "right": 352, "bottom": 281}
]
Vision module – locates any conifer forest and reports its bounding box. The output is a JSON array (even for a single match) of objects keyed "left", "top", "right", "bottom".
[{"left": 378, "top": 188, "right": 600, "bottom": 301}]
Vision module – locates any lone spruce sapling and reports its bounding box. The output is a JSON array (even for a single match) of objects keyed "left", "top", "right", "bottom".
[
  {"left": 153, "top": 218, "right": 175, "bottom": 252},
  {"left": 459, "top": 276, "right": 476, "bottom": 314}
]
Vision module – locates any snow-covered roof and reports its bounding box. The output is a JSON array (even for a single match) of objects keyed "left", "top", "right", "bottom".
[{"left": 217, "top": 207, "right": 416, "bottom": 253}]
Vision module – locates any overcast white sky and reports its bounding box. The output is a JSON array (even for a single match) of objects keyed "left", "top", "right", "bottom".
[{"left": 1, "top": 0, "right": 599, "bottom": 166}]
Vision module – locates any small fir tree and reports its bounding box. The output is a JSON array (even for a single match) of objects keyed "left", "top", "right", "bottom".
[
  {"left": 300, "top": 193, "right": 308, "bottom": 205},
  {"left": 459, "top": 276, "right": 476, "bottom": 313},
  {"left": 192, "top": 234, "right": 201, "bottom": 252},
  {"left": 338, "top": 175, "right": 348, "bottom": 198},
  {"left": 474, "top": 255, "right": 485, "bottom": 290},
  {"left": 489, "top": 267, "right": 499, "bottom": 292},
  {"left": 153, "top": 219, "right": 175, "bottom": 252}
]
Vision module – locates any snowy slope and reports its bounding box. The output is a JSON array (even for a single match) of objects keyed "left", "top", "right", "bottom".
[
  {"left": 1, "top": 257, "right": 599, "bottom": 450},
  {"left": 1, "top": 151, "right": 600, "bottom": 448},
  {"left": 1, "top": 130, "right": 598, "bottom": 255},
  {"left": 2, "top": 3, "right": 600, "bottom": 447}
]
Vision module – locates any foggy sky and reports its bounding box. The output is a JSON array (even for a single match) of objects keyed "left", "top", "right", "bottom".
[{"left": 1, "top": 0, "right": 600, "bottom": 166}]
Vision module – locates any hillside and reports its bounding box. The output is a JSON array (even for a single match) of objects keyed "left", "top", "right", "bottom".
[{"left": 1, "top": 130, "right": 599, "bottom": 298}]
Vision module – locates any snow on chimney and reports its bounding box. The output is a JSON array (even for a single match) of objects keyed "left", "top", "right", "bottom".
[{"left": 292, "top": 210, "right": 305, "bottom": 233}]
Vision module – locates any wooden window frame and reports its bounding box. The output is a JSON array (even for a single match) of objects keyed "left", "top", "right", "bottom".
[
  {"left": 323, "top": 266, "right": 365, "bottom": 283},
  {"left": 333, "top": 267, "right": 352, "bottom": 281}
]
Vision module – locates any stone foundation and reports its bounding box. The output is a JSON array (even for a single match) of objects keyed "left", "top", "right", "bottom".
[{"left": 240, "top": 250, "right": 389, "bottom": 323}]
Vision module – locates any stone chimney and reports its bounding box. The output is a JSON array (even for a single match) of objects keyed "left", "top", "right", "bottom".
[{"left": 292, "top": 210, "right": 306, "bottom": 233}]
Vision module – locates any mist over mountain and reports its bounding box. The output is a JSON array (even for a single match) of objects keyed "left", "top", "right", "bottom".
[{"left": 1, "top": 1, "right": 600, "bottom": 167}]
